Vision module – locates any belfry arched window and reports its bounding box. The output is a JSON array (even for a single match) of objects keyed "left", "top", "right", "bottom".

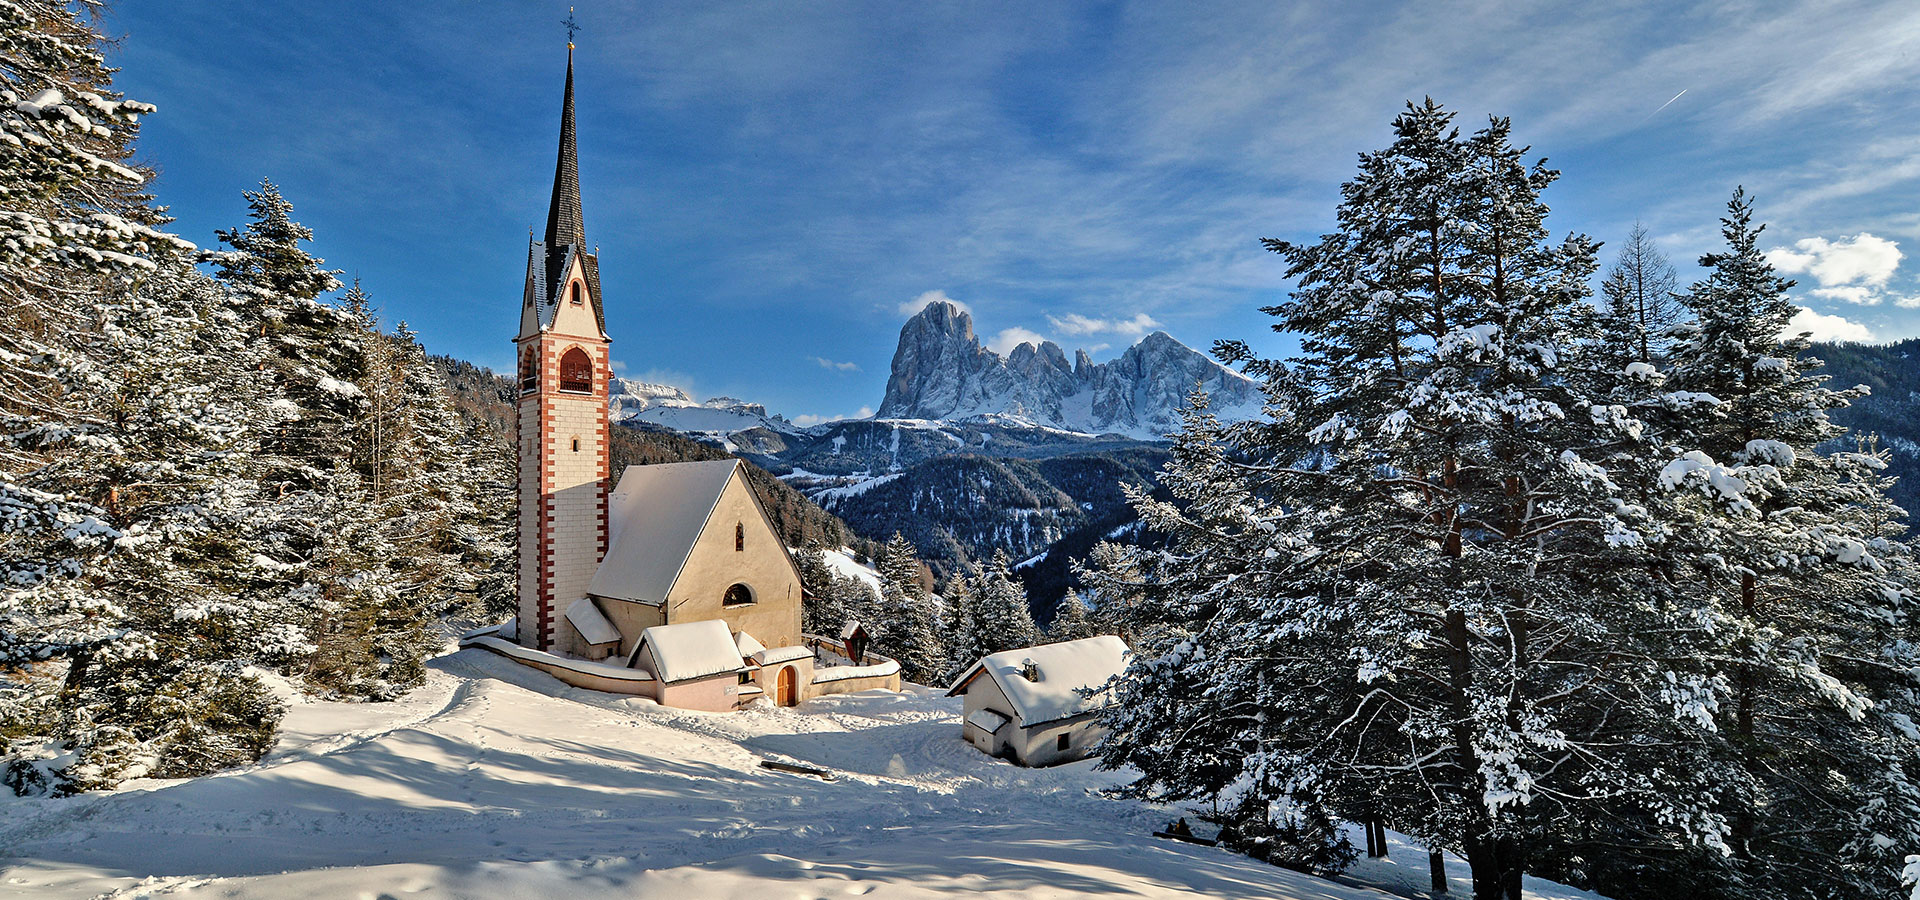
[
  {"left": 722, "top": 583, "right": 754, "bottom": 607},
  {"left": 518, "top": 345, "right": 537, "bottom": 393},
  {"left": 558, "top": 347, "right": 593, "bottom": 392},
  {"left": 569, "top": 281, "right": 583, "bottom": 306}
]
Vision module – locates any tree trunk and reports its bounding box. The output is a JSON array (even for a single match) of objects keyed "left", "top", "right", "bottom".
[{"left": 1464, "top": 833, "right": 1526, "bottom": 900}]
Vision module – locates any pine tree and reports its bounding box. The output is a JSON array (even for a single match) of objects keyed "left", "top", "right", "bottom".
[
  {"left": 874, "top": 532, "right": 943, "bottom": 681},
  {"left": 967, "top": 551, "right": 1040, "bottom": 655},
  {"left": 1118, "top": 101, "right": 1730, "bottom": 900},
  {"left": 1046, "top": 592, "right": 1096, "bottom": 642},
  {"left": 1599, "top": 223, "right": 1683, "bottom": 365},
  {"left": 1660, "top": 189, "right": 1920, "bottom": 899}
]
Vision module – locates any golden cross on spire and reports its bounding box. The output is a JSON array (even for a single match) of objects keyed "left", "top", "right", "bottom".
[{"left": 563, "top": 7, "right": 579, "bottom": 49}]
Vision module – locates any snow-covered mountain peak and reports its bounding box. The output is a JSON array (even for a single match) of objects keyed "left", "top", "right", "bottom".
[{"left": 876, "top": 303, "right": 1262, "bottom": 440}]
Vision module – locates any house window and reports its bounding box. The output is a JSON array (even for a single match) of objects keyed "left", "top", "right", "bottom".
[
  {"left": 558, "top": 347, "right": 592, "bottom": 392},
  {"left": 569, "top": 281, "right": 583, "bottom": 306},
  {"left": 1057, "top": 733, "right": 1070, "bottom": 752},
  {"left": 735, "top": 522, "right": 745, "bottom": 552},
  {"left": 722, "top": 583, "right": 754, "bottom": 607},
  {"left": 738, "top": 671, "right": 753, "bottom": 685}
]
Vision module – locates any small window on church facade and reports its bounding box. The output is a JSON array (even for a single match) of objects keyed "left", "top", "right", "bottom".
[
  {"left": 722, "top": 583, "right": 754, "bottom": 607},
  {"left": 735, "top": 522, "right": 745, "bottom": 551},
  {"left": 558, "top": 347, "right": 592, "bottom": 392},
  {"left": 570, "top": 436, "right": 580, "bottom": 452},
  {"left": 569, "top": 281, "right": 583, "bottom": 306}
]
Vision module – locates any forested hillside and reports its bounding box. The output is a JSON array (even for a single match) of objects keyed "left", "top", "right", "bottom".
[
  {"left": 1809, "top": 338, "right": 1920, "bottom": 522},
  {"left": 0, "top": 6, "right": 515, "bottom": 794}
]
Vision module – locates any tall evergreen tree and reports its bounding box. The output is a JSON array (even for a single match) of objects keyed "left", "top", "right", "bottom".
[
  {"left": 1111, "top": 102, "right": 1729, "bottom": 900},
  {"left": 1661, "top": 190, "right": 1920, "bottom": 899},
  {"left": 874, "top": 532, "right": 943, "bottom": 681},
  {"left": 1599, "top": 223, "right": 1683, "bottom": 365}
]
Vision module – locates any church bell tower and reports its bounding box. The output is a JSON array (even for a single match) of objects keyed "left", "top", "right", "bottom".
[{"left": 515, "top": 43, "right": 610, "bottom": 653}]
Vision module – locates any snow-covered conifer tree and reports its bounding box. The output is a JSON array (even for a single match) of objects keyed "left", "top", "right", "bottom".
[{"left": 875, "top": 533, "right": 942, "bottom": 681}]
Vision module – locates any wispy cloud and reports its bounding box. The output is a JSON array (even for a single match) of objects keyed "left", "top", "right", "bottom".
[
  {"left": 792, "top": 406, "right": 873, "bottom": 427},
  {"left": 988, "top": 326, "right": 1047, "bottom": 355},
  {"left": 1047, "top": 312, "right": 1162, "bottom": 336},
  {"left": 1786, "top": 306, "right": 1875, "bottom": 343},
  {"left": 897, "top": 289, "right": 970, "bottom": 319},
  {"left": 809, "top": 356, "right": 860, "bottom": 372}
]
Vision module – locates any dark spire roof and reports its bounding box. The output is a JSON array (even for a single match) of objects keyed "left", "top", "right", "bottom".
[{"left": 544, "top": 46, "right": 584, "bottom": 248}]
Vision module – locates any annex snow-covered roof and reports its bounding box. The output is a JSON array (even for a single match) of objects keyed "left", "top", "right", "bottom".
[
  {"left": 589, "top": 460, "right": 742, "bottom": 605},
  {"left": 946, "top": 635, "right": 1130, "bottom": 727},
  {"left": 565, "top": 598, "right": 620, "bottom": 646},
  {"left": 632, "top": 620, "right": 747, "bottom": 683},
  {"left": 734, "top": 630, "right": 766, "bottom": 660}
]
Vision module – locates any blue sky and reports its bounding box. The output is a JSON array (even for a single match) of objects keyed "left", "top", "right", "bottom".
[{"left": 104, "top": 2, "right": 1920, "bottom": 424}]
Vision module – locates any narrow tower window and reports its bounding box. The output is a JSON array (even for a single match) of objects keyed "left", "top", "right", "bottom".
[
  {"left": 735, "top": 522, "right": 745, "bottom": 551},
  {"left": 571, "top": 436, "right": 581, "bottom": 452},
  {"left": 519, "top": 346, "right": 537, "bottom": 392},
  {"left": 569, "top": 281, "right": 583, "bottom": 306},
  {"left": 558, "top": 347, "right": 593, "bottom": 392}
]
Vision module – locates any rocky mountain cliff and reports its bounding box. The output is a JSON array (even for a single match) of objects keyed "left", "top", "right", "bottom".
[
  {"left": 875, "top": 300, "right": 1263, "bottom": 439},
  {"left": 607, "top": 378, "right": 798, "bottom": 436}
]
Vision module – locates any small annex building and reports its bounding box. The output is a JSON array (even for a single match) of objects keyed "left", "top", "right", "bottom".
[{"left": 946, "top": 635, "right": 1131, "bottom": 767}]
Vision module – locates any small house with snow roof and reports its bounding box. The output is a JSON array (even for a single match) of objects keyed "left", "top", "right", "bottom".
[
  {"left": 946, "top": 635, "right": 1131, "bottom": 766},
  {"left": 462, "top": 43, "right": 898, "bottom": 711}
]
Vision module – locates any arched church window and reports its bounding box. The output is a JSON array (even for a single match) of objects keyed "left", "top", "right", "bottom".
[
  {"left": 558, "top": 347, "right": 593, "bottom": 392},
  {"left": 722, "top": 583, "right": 754, "bottom": 607},
  {"left": 518, "top": 346, "right": 537, "bottom": 393},
  {"left": 569, "top": 281, "right": 583, "bottom": 306},
  {"left": 735, "top": 522, "right": 745, "bottom": 552}
]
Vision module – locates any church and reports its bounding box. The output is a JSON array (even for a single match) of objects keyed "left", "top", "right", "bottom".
[{"left": 465, "top": 44, "right": 899, "bottom": 710}]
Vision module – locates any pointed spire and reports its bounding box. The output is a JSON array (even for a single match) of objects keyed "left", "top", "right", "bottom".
[{"left": 544, "top": 45, "right": 584, "bottom": 248}]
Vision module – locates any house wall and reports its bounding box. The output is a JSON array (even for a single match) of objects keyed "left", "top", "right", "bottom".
[
  {"left": 958, "top": 674, "right": 1020, "bottom": 761},
  {"left": 663, "top": 470, "right": 803, "bottom": 648},
  {"left": 657, "top": 674, "right": 750, "bottom": 712},
  {"left": 807, "top": 670, "right": 901, "bottom": 699},
  {"left": 753, "top": 659, "right": 815, "bottom": 706},
  {"left": 599, "top": 597, "right": 665, "bottom": 659},
  {"left": 1010, "top": 714, "right": 1106, "bottom": 767}
]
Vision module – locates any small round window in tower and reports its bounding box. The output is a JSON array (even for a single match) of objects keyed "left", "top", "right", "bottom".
[
  {"left": 722, "top": 583, "right": 754, "bottom": 607},
  {"left": 558, "top": 347, "right": 592, "bottom": 392}
]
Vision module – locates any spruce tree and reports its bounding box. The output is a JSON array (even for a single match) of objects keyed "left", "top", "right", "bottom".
[
  {"left": 875, "top": 533, "right": 943, "bottom": 681},
  {"left": 1662, "top": 190, "right": 1920, "bottom": 899}
]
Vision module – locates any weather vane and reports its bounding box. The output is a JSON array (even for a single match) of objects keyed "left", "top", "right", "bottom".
[{"left": 564, "top": 7, "right": 579, "bottom": 48}]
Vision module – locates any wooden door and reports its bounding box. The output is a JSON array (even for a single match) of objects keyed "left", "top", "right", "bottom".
[{"left": 777, "top": 666, "right": 797, "bottom": 707}]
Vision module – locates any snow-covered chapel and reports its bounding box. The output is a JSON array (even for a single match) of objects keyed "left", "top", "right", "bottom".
[{"left": 466, "top": 44, "right": 898, "bottom": 710}]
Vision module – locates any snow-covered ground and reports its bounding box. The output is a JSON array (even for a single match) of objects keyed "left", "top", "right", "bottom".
[{"left": 0, "top": 649, "right": 1607, "bottom": 899}]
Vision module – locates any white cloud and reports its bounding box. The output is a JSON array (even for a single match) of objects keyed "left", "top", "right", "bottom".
[
  {"left": 791, "top": 406, "right": 873, "bottom": 427},
  {"left": 1768, "top": 233, "right": 1903, "bottom": 289},
  {"left": 897, "top": 289, "right": 970, "bottom": 319},
  {"left": 988, "top": 326, "right": 1046, "bottom": 355},
  {"left": 809, "top": 356, "right": 860, "bottom": 372},
  {"left": 1898, "top": 295, "right": 1920, "bottom": 310},
  {"left": 1046, "top": 312, "right": 1163, "bottom": 336},
  {"left": 1785, "top": 306, "right": 1874, "bottom": 343},
  {"left": 609, "top": 359, "right": 629, "bottom": 373},
  {"left": 1811, "top": 286, "right": 1878, "bottom": 306}
]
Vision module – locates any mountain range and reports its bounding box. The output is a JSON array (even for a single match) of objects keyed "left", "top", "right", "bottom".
[{"left": 876, "top": 300, "right": 1263, "bottom": 440}]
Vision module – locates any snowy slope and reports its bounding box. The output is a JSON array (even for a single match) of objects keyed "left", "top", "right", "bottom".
[
  {"left": 0, "top": 650, "right": 1608, "bottom": 900},
  {"left": 608, "top": 378, "right": 801, "bottom": 436}
]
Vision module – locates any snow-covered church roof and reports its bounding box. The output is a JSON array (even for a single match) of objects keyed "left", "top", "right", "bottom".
[
  {"left": 946, "top": 635, "right": 1130, "bottom": 727},
  {"left": 588, "top": 459, "right": 743, "bottom": 605}
]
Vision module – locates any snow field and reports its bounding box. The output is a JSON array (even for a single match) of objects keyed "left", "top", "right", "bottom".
[{"left": 1, "top": 648, "right": 1607, "bottom": 899}]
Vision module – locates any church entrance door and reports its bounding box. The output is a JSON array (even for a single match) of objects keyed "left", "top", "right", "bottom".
[{"left": 777, "top": 666, "right": 797, "bottom": 706}]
